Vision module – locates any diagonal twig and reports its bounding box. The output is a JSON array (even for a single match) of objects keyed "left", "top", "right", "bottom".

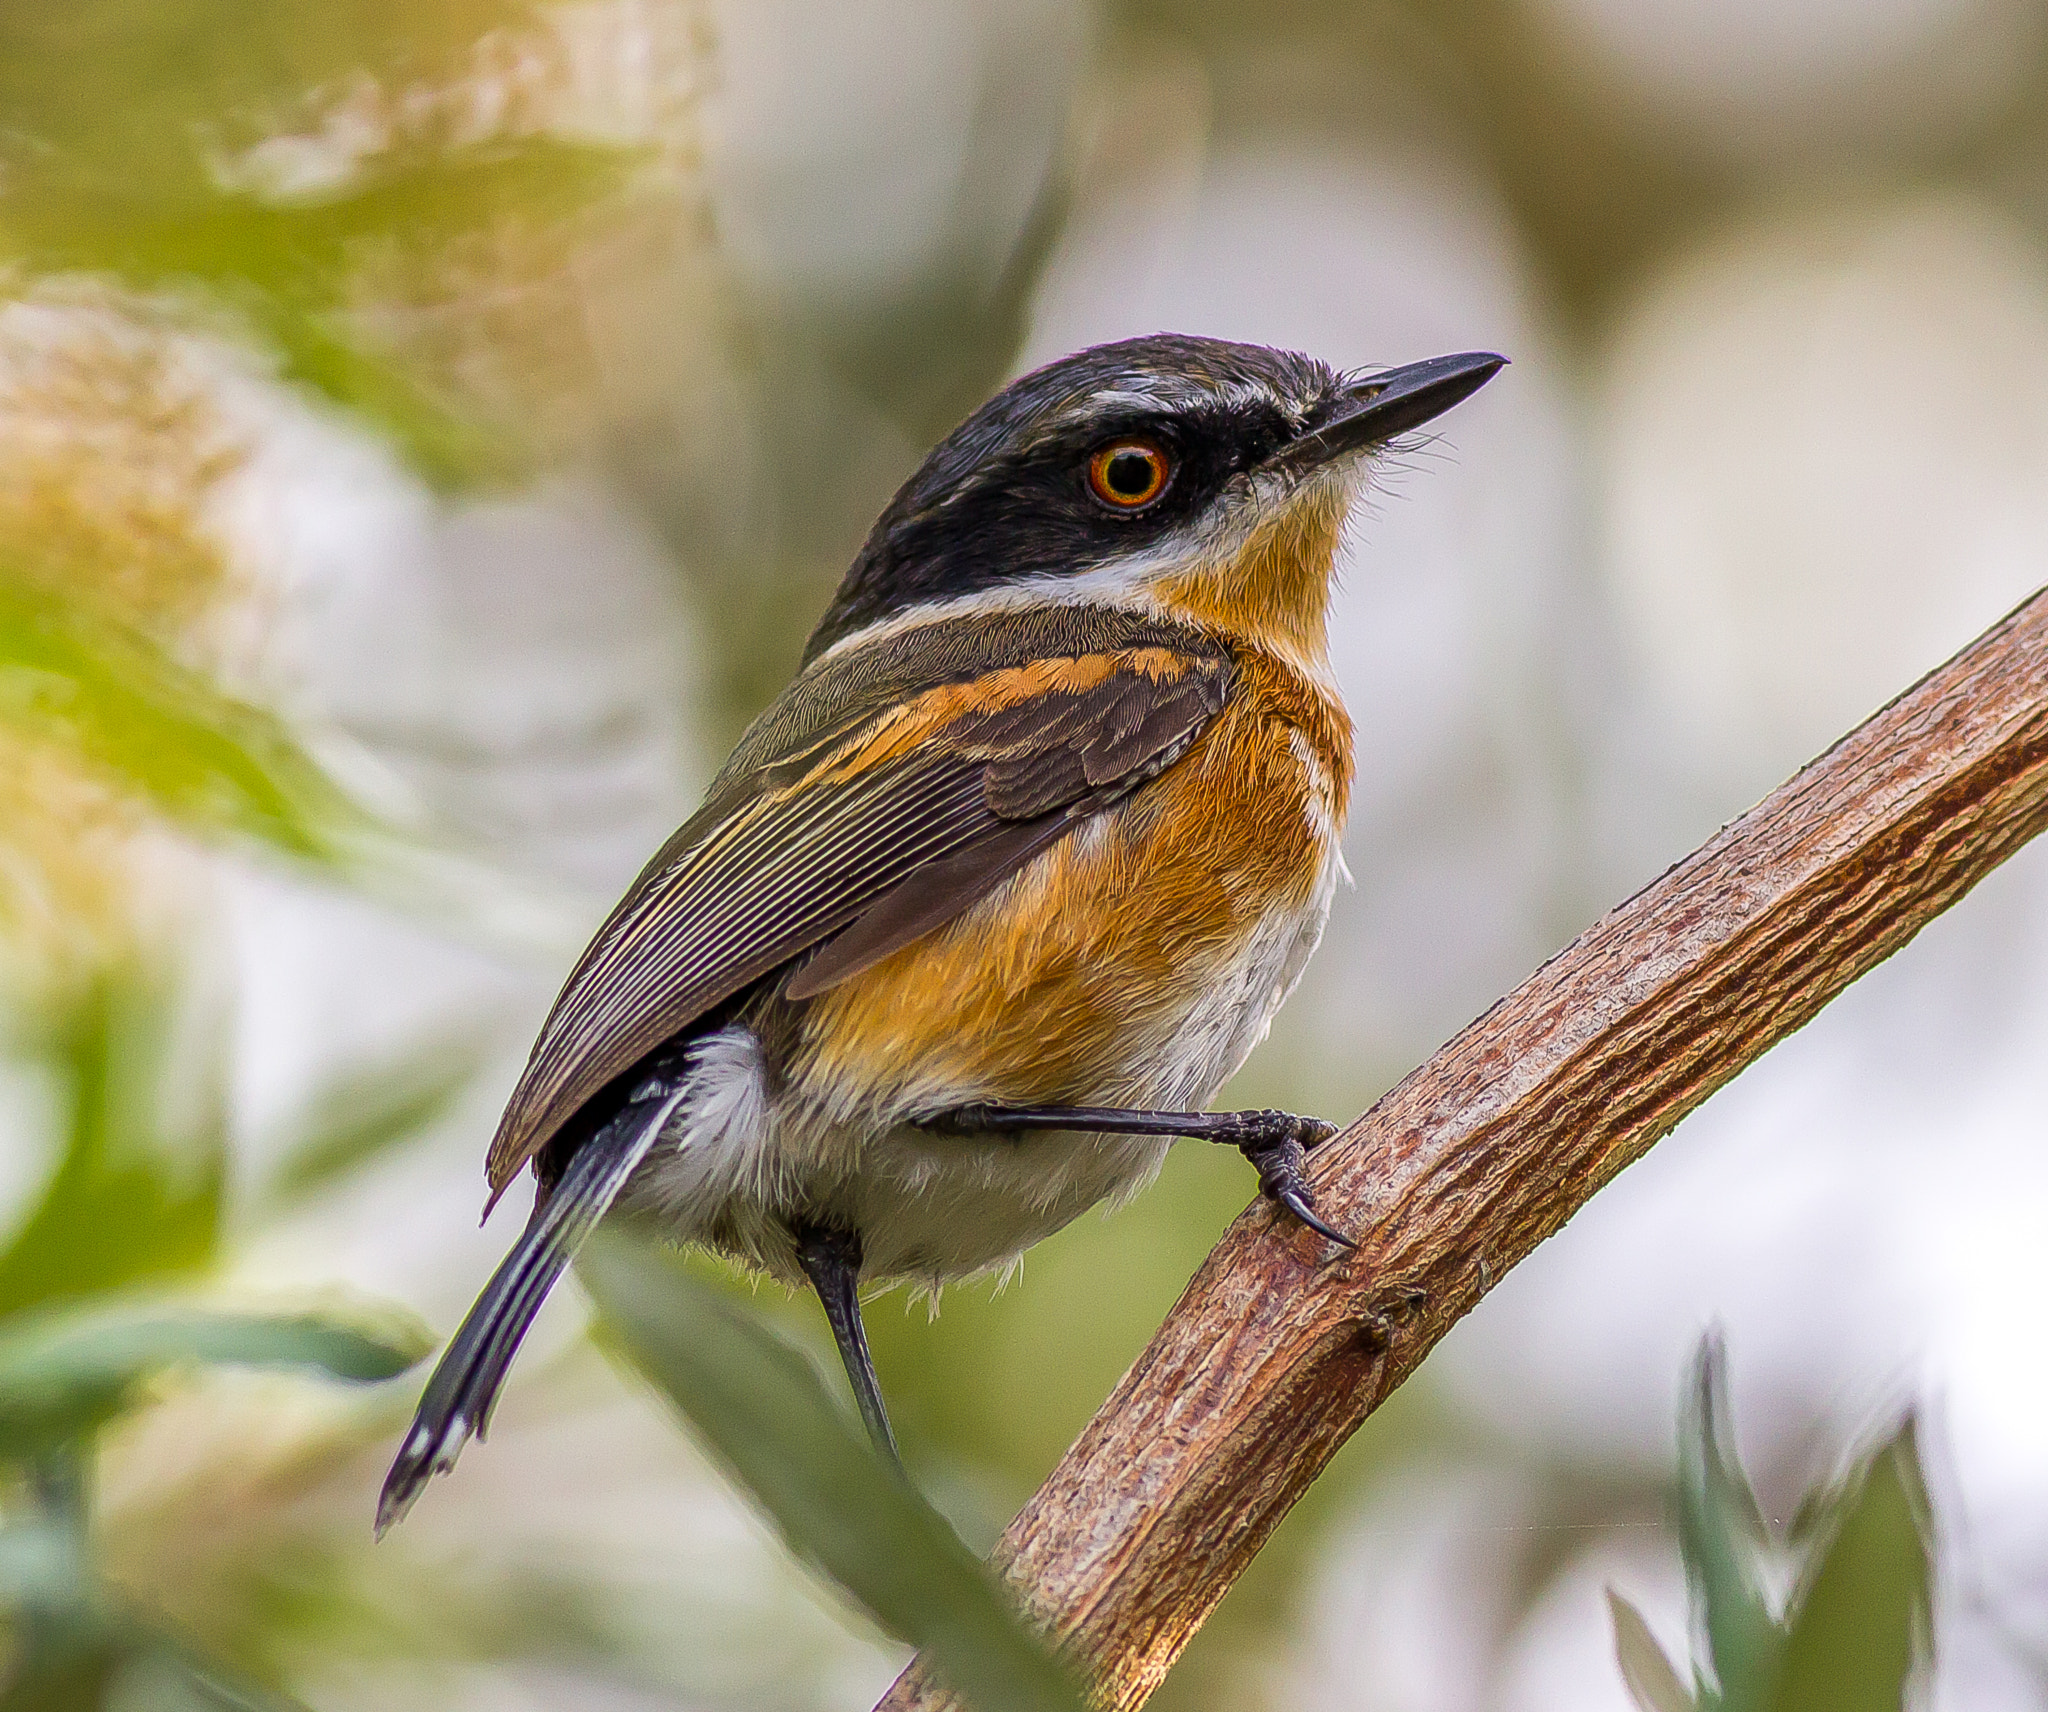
[{"left": 877, "top": 585, "right": 2048, "bottom": 1712}]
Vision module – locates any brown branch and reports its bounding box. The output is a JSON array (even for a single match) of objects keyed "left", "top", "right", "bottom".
[{"left": 877, "top": 586, "right": 2048, "bottom": 1712}]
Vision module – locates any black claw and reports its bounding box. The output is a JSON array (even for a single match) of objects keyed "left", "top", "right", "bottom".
[
  {"left": 1273, "top": 1182, "right": 1358, "bottom": 1249},
  {"left": 1244, "top": 1133, "right": 1356, "bottom": 1249}
]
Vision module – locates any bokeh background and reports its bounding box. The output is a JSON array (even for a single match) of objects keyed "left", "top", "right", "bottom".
[{"left": 2, "top": 0, "right": 2047, "bottom": 1705}]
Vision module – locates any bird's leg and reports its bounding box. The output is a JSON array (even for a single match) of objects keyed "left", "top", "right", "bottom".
[
  {"left": 790, "top": 1219, "right": 900, "bottom": 1463},
  {"left": 919, "top": 1104, "right": 1354, "bottom": 1248}
]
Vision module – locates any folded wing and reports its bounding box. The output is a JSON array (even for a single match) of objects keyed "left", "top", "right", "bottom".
[{"left": 484, "top": 634, "right": 1234, "bottom": 1197}]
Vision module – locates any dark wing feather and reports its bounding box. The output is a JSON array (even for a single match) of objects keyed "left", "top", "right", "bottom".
[
  {"left": 780, "top": 814, "right": 1077, "bottom": 1001},
  {"left": 484, "top": 633, "right": 1234, "bottom": 1196}
]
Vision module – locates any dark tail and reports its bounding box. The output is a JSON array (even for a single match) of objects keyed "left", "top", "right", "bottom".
[{"left": 376, "top": 1075, "right": 687, "bottom": 1535}]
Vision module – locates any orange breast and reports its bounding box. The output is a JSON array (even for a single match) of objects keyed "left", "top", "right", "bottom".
[{"left": 792, "top": 646, "right": 1353, "bottom": 1109}]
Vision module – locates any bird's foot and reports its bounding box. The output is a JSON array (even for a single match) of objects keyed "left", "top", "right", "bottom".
[{"left": 1206, "top": 1110, "right": 1353, "bottom": 1248}]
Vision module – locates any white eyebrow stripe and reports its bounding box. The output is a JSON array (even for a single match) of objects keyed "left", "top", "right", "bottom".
[{"left": 1060, "top": 376, "right": 1316, "bottom": 423}]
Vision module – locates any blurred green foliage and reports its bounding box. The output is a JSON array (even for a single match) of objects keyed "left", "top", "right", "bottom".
[
  {"left": 257, "top": 1028, "right": 496, "bottom": 1213},
  {"left": 1609, "top": 1336, "right": 1933, "bottom": 1712},
  {"left": 0, "top": 970, "right": 428, "bottom": 1709},
  {"left": 585, "top": 1234, "right": 1089, "bottom": 1712},
  {"left": 0, "top": 2, "right": 651, "bottom": 485},
  {"left": 0, "top": 585, "right": 373, "bottom": 873},
  {"left": 0, "top": 973, "right": 223, "bottom": 1324}
]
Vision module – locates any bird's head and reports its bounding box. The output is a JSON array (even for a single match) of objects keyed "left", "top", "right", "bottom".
[{"left": 805, "top": 334, "right": 1504, "bottom": 671}]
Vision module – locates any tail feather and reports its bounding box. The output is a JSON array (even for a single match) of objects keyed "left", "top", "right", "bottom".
[{"left": 376, "top": 1076, "right": 687, "bottom": 1535}]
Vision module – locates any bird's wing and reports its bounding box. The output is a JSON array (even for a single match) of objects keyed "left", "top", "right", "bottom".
[{"left": 484, "top": 625, "right": 1234, "bottom": 1197}]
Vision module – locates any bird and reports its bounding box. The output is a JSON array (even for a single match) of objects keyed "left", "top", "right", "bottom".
[{"left": 377, "top": 333, "right": 1503, "bottom": 1531}]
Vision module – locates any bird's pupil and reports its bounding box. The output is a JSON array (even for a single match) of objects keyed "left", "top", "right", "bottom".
[{"left": 1106, "top": 451, "right": 1153, "bottom": 496}]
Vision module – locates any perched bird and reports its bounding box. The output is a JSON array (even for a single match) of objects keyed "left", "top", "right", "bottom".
[{"left": 378, "top": 333, "right": 1502, "bottom": 1530}]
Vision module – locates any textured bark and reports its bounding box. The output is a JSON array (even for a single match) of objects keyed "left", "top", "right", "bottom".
[{"left": 875, "top": 587, "right": 2048, "bottom": 1712}]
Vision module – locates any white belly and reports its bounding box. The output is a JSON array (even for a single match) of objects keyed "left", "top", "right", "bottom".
[{"left": 621, "top": 847, "right": 1342, "bottom": 1285}]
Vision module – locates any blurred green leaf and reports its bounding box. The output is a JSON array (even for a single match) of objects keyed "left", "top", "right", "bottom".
[
  {"left": 0, "top": 1644, "right": 123, "bottom": 1712},
  {"left": 0, "top": 137, "right": 645, "bottom": 485},
  {"left": 1650, "top": 1340, "right": 1940, "bottom": 1712},
  {"left": 1, "top": 1450, "right": 117, "bottom": 1712},
  {"left": 1679, "top": 1334, "right": 1781, "bottom": 1710},
  {"left": 0, "top": 140, "right": 642, "bottom": 279},
  {"left": 106, "top": 1634, "right": 315, "bottom": 1712},
  {"left": 0, "top": 1305, "right": 428, "bottom": 1458},
  {"left": 0, "top": 2, "right": 555, "bottom": 191},
  {"left": 0, "top": 1519, "right": 85, "bottom": 1611},
  {"left": 581, "top": 1233, "right": 1090, "bottom": 1712},
  {"left": 262, "top": 1026, "right": 494, "bottom": 1208},
  {"left": 0, "top": 582, "right": 375, "bottom": 866},
  {"left": 248, "top": 307, "right": 513, "bottom": 489},
  {"left": 1, "top": 1619, "right": 317, "bottom": 1712},
  {"left": 0, "top": 130, "right": 646, "bottom": 484},
  {"left": 0, "top": 974, "right": 223, "bottom": 1321},
  {"left": 1610, "top": 1589, "right": 1696, "bottom": 1712},
  {"left": 1767, "top": 1422, "right": 1930, "bottom": 1712}
]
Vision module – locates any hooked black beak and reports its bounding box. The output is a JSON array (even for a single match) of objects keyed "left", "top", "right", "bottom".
[{"left": 1270, "top": 350, "right": 1506, "bottom": 475}]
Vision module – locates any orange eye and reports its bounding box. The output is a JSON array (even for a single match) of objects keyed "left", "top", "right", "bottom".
[{"left": 1087, "top": 439, "right": 1170, "bottom": 509}]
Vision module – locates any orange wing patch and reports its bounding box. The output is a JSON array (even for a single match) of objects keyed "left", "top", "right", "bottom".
[{"left": 815, "top": 649, "right": 1196, "bottom": 782}]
